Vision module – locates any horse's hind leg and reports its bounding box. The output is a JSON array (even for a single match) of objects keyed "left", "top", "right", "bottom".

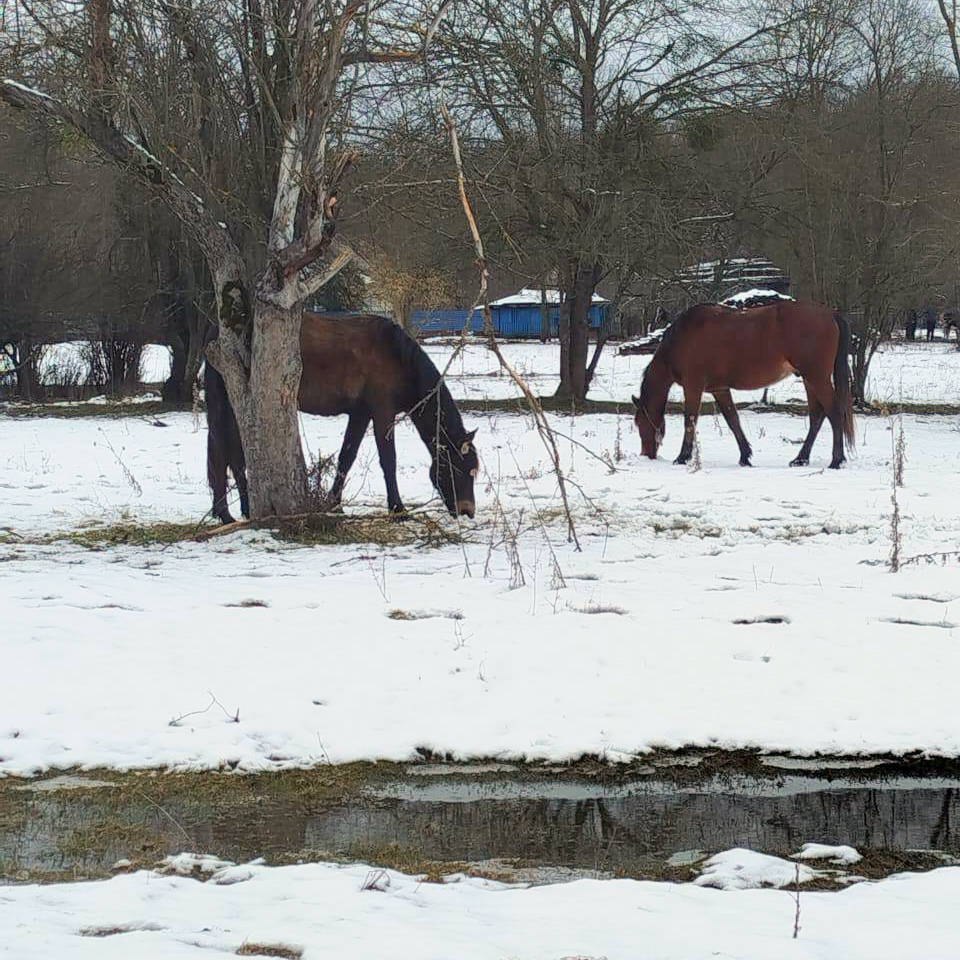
[
  {"left": 674, "top": 387, "right": 703, "bottom": 465},
  {"left": 207, "top": 429, "right": 234, "bottom": 524},
  {"left": 372, "top": 410, "right": 405, "bottom": 514},
  {"left": 791, "top": 380, "right": 826, "bottom": 467},
  {"left": 798, "top": 375, "right": 845, "bottom": 468},
  {"left": 231, "top": 454, "right": 249, "bottom": 519},
  {"left": 712, "top": 389, "right": 752, "bottom": 466},
  {"left": 328, "top": 409, "right": 371, "bottom": 509}
]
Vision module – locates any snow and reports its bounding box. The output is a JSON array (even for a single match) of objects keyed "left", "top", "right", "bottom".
[
  {"left": 4, "top": 344, "right": 960, "bottom": 956},
  {"left": 38, "top": 343, "right": 171, "bottom": 385},
  {"left": 27, "top": 339, "right": 960, "bottom": 406},
  {"left": 0, "top": 77, "right": 55, "bottom": 101},
  {"left": 721, "top": 288, "right": 794, "bottom": 305},
  {"left": 2, "top": 397, "right": 960, "bottom": 775},
  {"left": 422, "top": 340, "right": 960, "bottom": 406},
  {"left": 2, "top": 856, "right": 960, "bottom": 959},
  {"left": 694, "top": 848, "right": 817, "bottom": 890},
  {"left": 793, "top": 843, "right": 863, "bottom": 866},
  {"left": 487, "top": 287, "right": 609, "bottom": 306}
]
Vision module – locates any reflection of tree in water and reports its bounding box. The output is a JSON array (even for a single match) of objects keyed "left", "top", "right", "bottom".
[
  {"left": 8, "top": 785, "right": 960, "bottom": 876},
  {"left": 303, "top": 787, "right": 960, "bottom": 872}
]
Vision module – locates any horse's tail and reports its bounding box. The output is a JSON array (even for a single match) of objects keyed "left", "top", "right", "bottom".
[
  {"left": 832, "top": 310, "right": 856, "bottom": 452},
  {"left": 204, "top": 360, "right": 248, "bottom": 522}
]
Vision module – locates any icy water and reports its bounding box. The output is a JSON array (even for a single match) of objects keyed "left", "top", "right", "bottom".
[{"left": 2, "top": 763, "right": 959, "bottom": 882}]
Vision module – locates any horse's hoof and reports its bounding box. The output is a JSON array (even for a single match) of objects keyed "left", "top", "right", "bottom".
[
  {"left": 389, "top": 507, "right": 409, "bottom": 521},
  {"left": 673, "top": 455, "right": 690, "bottom": 465},
  {"left": 739, "top": 459, "right": 752, "bottom": 467},
  {"left": 789, "top": 457, "right": 808, "bottom": 467},
  {"left": 828, "top": 460, "right": 844, "bottom": 470}
]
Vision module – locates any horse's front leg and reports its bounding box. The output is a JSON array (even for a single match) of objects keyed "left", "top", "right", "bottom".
[
  {"left": 372, "top": 411, "right": 406, "bottom": 515},
  {"left": 712, "top": 389, "right": 752, "bottom": 466},
  {"left": 674, "top": 388, "right": 703, "bottom": 465},
  {"left": 328, "top": 409, "right": 371, "bottom": 510}
]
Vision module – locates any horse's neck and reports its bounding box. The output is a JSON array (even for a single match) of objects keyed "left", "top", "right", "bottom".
[
  {"left": 408, "top": 385, "right": 448, "bottom": 452},
  {"left": 645, "top": 355, "right": 672, "bottom": 413}
]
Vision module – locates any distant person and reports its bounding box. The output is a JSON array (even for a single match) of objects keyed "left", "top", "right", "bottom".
[
  {"left": 921, "top": 304, "right": 938, "bottom": 341},
  {"left": 906, "top": 309, "right": 917, "bottom": 341}
]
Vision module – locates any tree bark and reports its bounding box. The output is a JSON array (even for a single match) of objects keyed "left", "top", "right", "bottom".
[
  {"left": 554, "top": 263, "right": 596, "bottom": 404},
  {"left": 210, "top": 300, "right": 309, "bottom": 516},
  {"left": 539, "top": 282, "right": 550, "bottom": 343}
]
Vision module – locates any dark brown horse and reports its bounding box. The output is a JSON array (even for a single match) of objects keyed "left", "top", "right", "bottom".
[
  {"left": 632, "top": 301, "right": 855, "bottom": 469},
  {"left": 206, "top": 313, "right": 479, "bottom": 523}
]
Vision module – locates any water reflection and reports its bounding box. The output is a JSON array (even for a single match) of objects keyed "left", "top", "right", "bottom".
[{"left": 2, "top": 774, "right": 958, "bottom": 878}]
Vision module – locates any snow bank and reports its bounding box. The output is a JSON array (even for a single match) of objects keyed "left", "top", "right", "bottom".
[
  {"left": 694, "top": 848, "right": 817, "bottom": 890},
  {"left": 2, "top": 856, "right": 958, "bottom": 959}
]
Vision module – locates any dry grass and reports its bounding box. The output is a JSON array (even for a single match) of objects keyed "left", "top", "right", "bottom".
[
  {"left": 569, "top": 602, "right": 627, "bottom": 616},
  {"left": 33, "top": 511, "right": 467, "bottom": 551},
  {"left": 236, "top": 944, "right": 303, "bottom": 959},
  {"left": 387, "top": 608, "right": 464, "bottom": 621}
]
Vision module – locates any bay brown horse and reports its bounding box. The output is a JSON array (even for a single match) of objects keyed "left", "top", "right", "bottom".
[
  {"left": 206, "top": 313, "right": 479, "bottom": 522},
  {"left": 631, "top": 301, "right": 855, "bottom": 468}
]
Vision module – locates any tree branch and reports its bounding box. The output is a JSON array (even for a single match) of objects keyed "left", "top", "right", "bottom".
[{"left": 0, "top": 78, "right": 246, "bottom": 302}]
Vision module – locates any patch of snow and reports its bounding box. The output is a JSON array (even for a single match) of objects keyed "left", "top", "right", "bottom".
[
  {"left": 0, "top": 78, "right": 55, "bottom": 101},
  {"left": 488, "top": 287, "right": 608, "bottom": 306},
  {"left": 721, "top": 288, "right": 794, "bottom": 305},
  {"left": 793, "top": 843, "right": 863, "bottom": 866},
  {"left": 694, "top": 848, "right": 818, "bottom": 890},
  {"left": 3, "top": 857, "right": 959, "bottom": 959},
  {"left": 158, "top": 852, "right": 237, "bottom": 877}
]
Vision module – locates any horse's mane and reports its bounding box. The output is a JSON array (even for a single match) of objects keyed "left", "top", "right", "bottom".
[{"left": 378, "top": 317, "right": 467, "bottom": 442}]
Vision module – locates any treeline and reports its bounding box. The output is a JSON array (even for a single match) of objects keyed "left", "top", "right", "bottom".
[{"left": 3, "top": 0, "right": 960, "bottom": 404}]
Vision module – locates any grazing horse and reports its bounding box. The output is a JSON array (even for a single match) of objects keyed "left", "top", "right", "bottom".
[
  {"left": 631, "top": 301, "right": 855, "bottom": 469},
  {"left": 205, "top": 313, "right": 479, "bottom": 522}
]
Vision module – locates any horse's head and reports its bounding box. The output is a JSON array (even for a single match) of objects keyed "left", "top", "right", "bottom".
[
  {"left": 431, "top": 428, "right": 479, "bottom": 518},
  {"left": 632, "top": 394, "right": 664, "bottom": 459}
]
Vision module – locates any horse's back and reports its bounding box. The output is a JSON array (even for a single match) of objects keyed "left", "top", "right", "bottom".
[
  {"left": 298, "top": 313, "right": 405, "bottom": 415},
  {"left": 663, "top": 301, "right": 839, "bottom": 390}
]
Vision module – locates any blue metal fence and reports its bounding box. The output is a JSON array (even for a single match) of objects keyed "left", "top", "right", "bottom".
[{"left": 471, "top": 302, "right": 609, "bottom": 337}]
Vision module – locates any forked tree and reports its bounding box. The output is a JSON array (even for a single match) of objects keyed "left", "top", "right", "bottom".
[{"left": 1, "top": 0, "right": 422, "bottom": 516}]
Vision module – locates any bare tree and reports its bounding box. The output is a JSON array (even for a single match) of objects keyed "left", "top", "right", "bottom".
[
  {"left": 2, "top": 0, "right": 424, "bottom": 516},
  {"left": 439, "top": 0, "right": 776, "bottom": 403}
]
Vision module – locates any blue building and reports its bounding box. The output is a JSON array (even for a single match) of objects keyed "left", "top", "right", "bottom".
[
  {"left": 473, "top": 288, "right": 610, "bottom": 338},
  {"left": 407, "top": 289, "right": 611, "bottom": 338}
]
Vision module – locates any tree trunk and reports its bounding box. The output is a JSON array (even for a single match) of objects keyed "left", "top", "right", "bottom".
[
  {"left": 163, "top": 298, "right": 212, "bottom": 403},
  {"left": 554, "top": 264, "right": 595, "bottom": 404},
  {"left": 568, "top": 289, "right": 590, "bottom": 402},
  {"left": 556, "top": 291, "right": 572, "bottom": 398},
  {"left": 163, "top": 335, "right": 188, "bottom": 403},
  {"left": 212, "top": 299, "right": 309, "bottom": 517},
  {"left": 539, "top": 283, "right": 550, "bottom": 343},
  {"left": 16, "top": 336, "right": 44, "bottom": 401},
  {"left": 584, "top": 328, "right": 608, "bottom": 393}
]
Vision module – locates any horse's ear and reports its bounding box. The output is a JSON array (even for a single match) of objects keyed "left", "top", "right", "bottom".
[
  {"left": 631, "top": 395, "right": 641, "bottom": 410},
  {"left": 464, "top": 428, "right": 477, "bottom": 442}
]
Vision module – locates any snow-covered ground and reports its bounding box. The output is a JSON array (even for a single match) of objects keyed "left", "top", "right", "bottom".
[
  {"left": 38, "top": 343, "right": 172, "bottom": 385},
  {"left": 32, "top": 338, "right": 960, "bottom": 405},
  {"left": 424, "top": 338, "right": 960, "bottom": 406},
  {"left": 2, "top": 400, "right": 960, "bottom": 775},
  {"left": 4, "top": 351, "right": 960, "bottom": 956},
  {"left": 3, "top": 853, "right": 959, "bottom": 960}
]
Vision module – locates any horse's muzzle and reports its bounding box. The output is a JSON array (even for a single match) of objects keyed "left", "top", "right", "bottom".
[{"left": 456, "top": 500, "right": 476, "bottom": 519}]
